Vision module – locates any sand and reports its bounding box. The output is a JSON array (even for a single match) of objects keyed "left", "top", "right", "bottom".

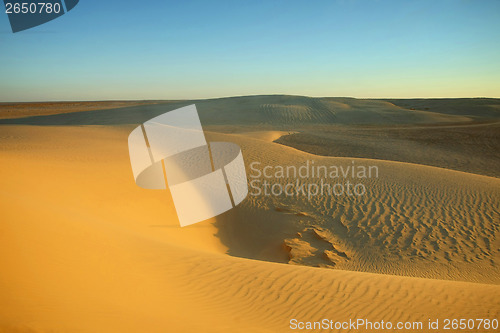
[
  {"left": 0, "top": 101, "right": 177, "bottom": 120},
  {"left": 0, "top": 96, "right": 499, "bottom": 332}
]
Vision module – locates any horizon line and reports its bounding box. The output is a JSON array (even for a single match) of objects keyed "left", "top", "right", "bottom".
[{"left": 1, "top": 94, "right": 499, "bottom": 104}]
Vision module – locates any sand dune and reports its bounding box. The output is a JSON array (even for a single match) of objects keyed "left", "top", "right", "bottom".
[
  {"left": 237, "top": 130, "right": 296, "bottom": 142},
  {"left": 1, "top": 96, "right": 499, "bottom": 332},
  {"left": 275, "top": 120, "right": 500, "bottom": 177},
  {"left": 0, "top": 101, "right": 175, "bottom": 120},
  {"left": 2, "top": 95, "right": 497, "bottom": 176},
  {"left": 384, "top": 98, "right": 500, "bottom": 118},
  {"left": 209, "top": 132, "right": 500, "bottom": 283},
  {"left": 1, "top": 125, "right": 499, "bottom": 332},
  {"left": 2, "top": 95, "right": 495, "bottom": 126}
]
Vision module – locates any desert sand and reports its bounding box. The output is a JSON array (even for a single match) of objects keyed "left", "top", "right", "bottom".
[
  {"left": 0, "top": 101, "right": 176, "bottom": 120},
  {"left": 0, "top": 96, "right": 499, "bottom": 332}
]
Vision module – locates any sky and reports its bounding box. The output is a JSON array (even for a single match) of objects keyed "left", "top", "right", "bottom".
[{"left": 0, "top": 0, "right": 499, "bottom": 101}]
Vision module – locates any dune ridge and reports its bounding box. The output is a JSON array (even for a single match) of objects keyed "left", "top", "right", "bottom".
[
  {"left": 1, "top": 95, "right": 499, "bottom": 332},
  {"left": 207, "top": 131, "right": 500, "bottom": 284},
  {"left": 1, "top": 125, "right": 499, "bottom": 332},
  {"left": 2, "top": 95, "right": 498, "bottom": 126}
]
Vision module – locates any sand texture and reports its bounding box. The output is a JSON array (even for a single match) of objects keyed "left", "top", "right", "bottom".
[{"left": 1, "top": 96, "right": 499, "bottom": 332}]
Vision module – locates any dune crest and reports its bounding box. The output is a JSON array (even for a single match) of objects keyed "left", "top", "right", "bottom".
[
  {"left": 1, "top": 95, "right": 499, "bottom": 332},
  {"left": 1, "top": 124, "right": 498, "bottom": 332}
]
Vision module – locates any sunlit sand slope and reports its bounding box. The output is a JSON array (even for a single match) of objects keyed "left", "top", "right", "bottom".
[
  {"left": 211, "top": 132, "right": 500, "bottom": 283},
  {"left": 1, "top": 126, "right": 499, "bottom": 332}
]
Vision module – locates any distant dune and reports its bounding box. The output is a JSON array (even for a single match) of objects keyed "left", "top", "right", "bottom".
[
  {"left": 2, "top": 95, "right": 498, "bottom": 177},
  {"left": 1, "top": 96, "right": 499, "bottom": 332},
  {"left": 0, "top": 100, "right": 176, "bottom": 119},
  {"left": 2, "top": 95, "right": 499, "bottom": 126}
]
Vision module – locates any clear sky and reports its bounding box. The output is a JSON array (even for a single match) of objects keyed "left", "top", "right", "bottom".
[{"left": 1, "top": 0, "right": 499, "bottom": 101}]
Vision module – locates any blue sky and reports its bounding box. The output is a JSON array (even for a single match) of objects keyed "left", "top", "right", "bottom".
[{"left": 1, "top": 0, "right": 499, "bottom": 101}]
